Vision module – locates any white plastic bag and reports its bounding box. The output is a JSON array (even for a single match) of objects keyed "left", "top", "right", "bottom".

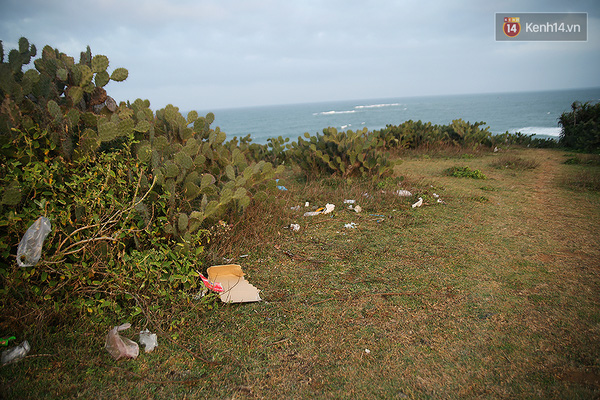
[
  {"left": 139, "top": 329, "right": 158, "bottom": 353},
  {"left": 105, "top": 323, "right": 139, "bottom": 360},
  {"left": 1, "top": 340, "right": 31, "bottom": 365},
  {"left": 17, "top": 217, "right": 52, "bottom": 267}
]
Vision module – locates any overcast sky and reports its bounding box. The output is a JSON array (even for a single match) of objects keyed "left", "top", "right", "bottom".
[{"left": 1, "top": 0, "right": 599, "bottom": 111}]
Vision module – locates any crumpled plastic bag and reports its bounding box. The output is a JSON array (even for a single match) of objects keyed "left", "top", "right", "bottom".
[
  {"left": 105, "top": 323, "right": 139, "bottom": 360},
  {"left": 139, "top": 329, "right": 158, "bottom": 353},
  {"left": 17, "top": 217, "right": 52, "bottom": 267},
  {"left": 1, "top": 340, "right": 31, "bottom": 365}
]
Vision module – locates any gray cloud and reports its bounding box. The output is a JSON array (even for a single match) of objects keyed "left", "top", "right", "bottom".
[{"left": 1, "top": 0, "right": 599, "bottom": 111}]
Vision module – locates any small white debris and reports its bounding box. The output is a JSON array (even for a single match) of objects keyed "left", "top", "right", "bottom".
[
  {"left": 364, "top": 348, "right": 371, "bottom": 354},
  {"left": 344, "top": 199, "right": 356, "bottom": 204},
  {"left": 412, "top": 197, "right": 423, "bottom": 208},
  {"left": 354, "top": 205, "right": 362, "bottom": 213},
  {"left": 322, "top": 203, "right": 335, "bottom": 214},
  {"left": 432, "top": 193, "right": 439, "bottom": 198},
  {"left": 290, "top": 223, "right": 300, "bottom": 232},
  {"left": 305, "top": 201, "right": 310, "bottom": 207},
  {"left": 344, "top": 222, "right": 357, "bottom": 229},
  {"left": 396, "top": 190, "right": 412, "bottom": 197}
]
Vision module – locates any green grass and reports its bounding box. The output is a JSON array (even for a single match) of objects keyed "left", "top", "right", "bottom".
[{"left": 1, "top": 148, "right": 599, "bottom": 399}]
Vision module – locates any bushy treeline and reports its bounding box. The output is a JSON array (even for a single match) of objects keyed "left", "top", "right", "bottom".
[
  {"left": 245, "top": 118, "right": 557, "bottom": 180},
  {"left": 0, "top": 37, "right": 560, "bottom": 324},
  {"left": 559, "top": 101, "right": 600, "bottom": 151}
]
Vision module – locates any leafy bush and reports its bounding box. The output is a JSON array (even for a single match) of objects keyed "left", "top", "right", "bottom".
[
  {"left": 0, "top": 37, "right": 283, "bottom": 324},
  {"left": 443, "top": 166, "right": 487, "bottom": 179},
  {"left": 559, "top": 101, "right": 600, "bottom": 151}
]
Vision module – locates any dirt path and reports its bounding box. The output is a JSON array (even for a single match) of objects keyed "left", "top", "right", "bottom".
[
  {"left": 519, "top": 149, "right": 600, "bottom": 389},
  {"left": 529, "top": 149, "right": 600, "bottom": 267}
]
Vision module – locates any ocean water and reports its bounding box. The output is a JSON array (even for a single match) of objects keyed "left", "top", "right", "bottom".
[{"left": 197, "top": 87, "right": 600, "bottom": 145}]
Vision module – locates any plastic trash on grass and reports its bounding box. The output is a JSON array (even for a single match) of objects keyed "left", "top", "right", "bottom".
[
  {"left": 17, "top": 217, "right": 52, "bottom": 267},
  {"left": 207, "top": 264, "right": 262, "bottom": 303},
  {"left": 304, "top": 203, "right": 335, "bottom": 216},
  {"left": 105, "top": 323, "right": 139, "bottom": 360},
  {"left": 139, "top": 329, "right": 158, "bottom": 353},
  {"left": 1, "top": 340, "right": 30, "bottom": 365},
  {"left": 412, "top": 197, "right": 423, "bottom": 208},
  {"left": 396, "top": 190, "right": 412, "bottom": 197},
  {"left": 199, "top": 273, "right": 224, "bottom": 292}
]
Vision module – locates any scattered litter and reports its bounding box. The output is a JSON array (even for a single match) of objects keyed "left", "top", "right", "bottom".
[
  {"left": 369, "top": 214, "right": 386, "bottom": 218},
  {"left": 290, "top": 205, "right": 301, "bottom": 211},
  {"left": 396, "top": 190, "right": 412, "bottom": 197},
  {"left": 139, "top": 329, "right": 158, "bottom": 353},
  {"left": 0, "top": 336, "right": 16, "bottom": 346},
  {"left": 289, "top": 223, "right": 300, "bottom": 232},
  {"left": 305, "top": 201, "right": 310, "bottom": 207},
  {"left": 303, "top": 211, "right": 320, "bottom": 216},
  {"left": 364, "top": 348, "right": 371, "bottom": 354},
  {"left": 412, "top": 197, "right": 423, "bottom": 208},
  {"left": 239, "top": 254, "right": 249, "bottom": 258},
  {"left": 275, "top": 179, "right": 287, "bottom": 191},
  {"left": 344, "top": 222, "right": 358, "bottom": 229},
  {"left": 323, "top": 203, "right": 335, "bottom": 214},
  {"left": 432, "top": 193, "right": 439, "bottom": 198},
  {"left": 494, "top": 146, "right": 499, "bottom": 153},
  {"left": 1, "top": 340, "right": 30, "bottom": 365},
  {"left": 303, "top": 203, "right": 335, "bottom": 217},
  {"left": 199, "top": 273, "right": 224, "bottom": 292},
  {"left": 354, "top": 205, "right": 362, "bottom": 213},
  {"left": 105, "top": 323, "right": 139, "bottom": 360},
  {"left": 343, "top": 199, "right": 356, "bottom": 204},
  {"left": 207, "top": 264, "right": 262, "bottom": 303},
  {"left": 437, "top": 198, "right": 446, "bottom": 204},
  {"left": 17, "top": 216, "right": 52, "bottom": 267}
]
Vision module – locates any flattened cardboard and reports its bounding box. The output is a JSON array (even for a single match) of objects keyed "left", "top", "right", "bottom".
[{"left": 207, "top": 264, "right": 262, "bottom": 303}]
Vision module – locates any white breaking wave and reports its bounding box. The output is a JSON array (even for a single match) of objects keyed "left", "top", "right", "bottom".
[
  {"left": 354, "top": 103, "right": 401, "bottom": 109},
  {"left": 510, "top": 126, "right": 561, "bottom": 137},
  {"left": 313, "top": 110, "right": 356, "bottom": 115}
]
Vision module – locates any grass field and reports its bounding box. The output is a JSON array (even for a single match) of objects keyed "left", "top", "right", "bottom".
[{"left": 1, "top": 148, "right": 599, "bottom": 399}]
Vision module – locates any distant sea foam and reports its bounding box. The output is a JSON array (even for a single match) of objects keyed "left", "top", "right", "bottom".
[
  {"left": 509, "top": 126, "right": 562, "bottom": 137},
  {"left": 198, "top": 87, "right": 600, "bottom": 144}
]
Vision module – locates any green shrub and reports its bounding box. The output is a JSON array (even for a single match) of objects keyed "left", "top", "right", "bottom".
[
  {"left": 0, "top": 38, "right": 283, "bottom": 324},
  {"left": 443, "top": 166, "right": 487, "bottom": 179},
  {"left": 559, "top": 101, "right": 600, "bottom": 151}
]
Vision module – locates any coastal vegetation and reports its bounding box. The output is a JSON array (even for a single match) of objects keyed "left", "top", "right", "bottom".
[
  {"left": 1, "top": 38, "right": 599, "bottom": 399},
  {"left": 558, "top": 100, "right": 600, "bottom": 151}
]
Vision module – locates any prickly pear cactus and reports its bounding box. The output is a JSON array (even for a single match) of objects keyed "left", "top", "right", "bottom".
[
  {"left": 145, "top": 105, "right": 282, "bottom": 241},
  {"left": 0, "top": 37, "right": 130, "bottom": 160},
  {"left": 289, "top": 127, "right": 394, "bottom": 178}
]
